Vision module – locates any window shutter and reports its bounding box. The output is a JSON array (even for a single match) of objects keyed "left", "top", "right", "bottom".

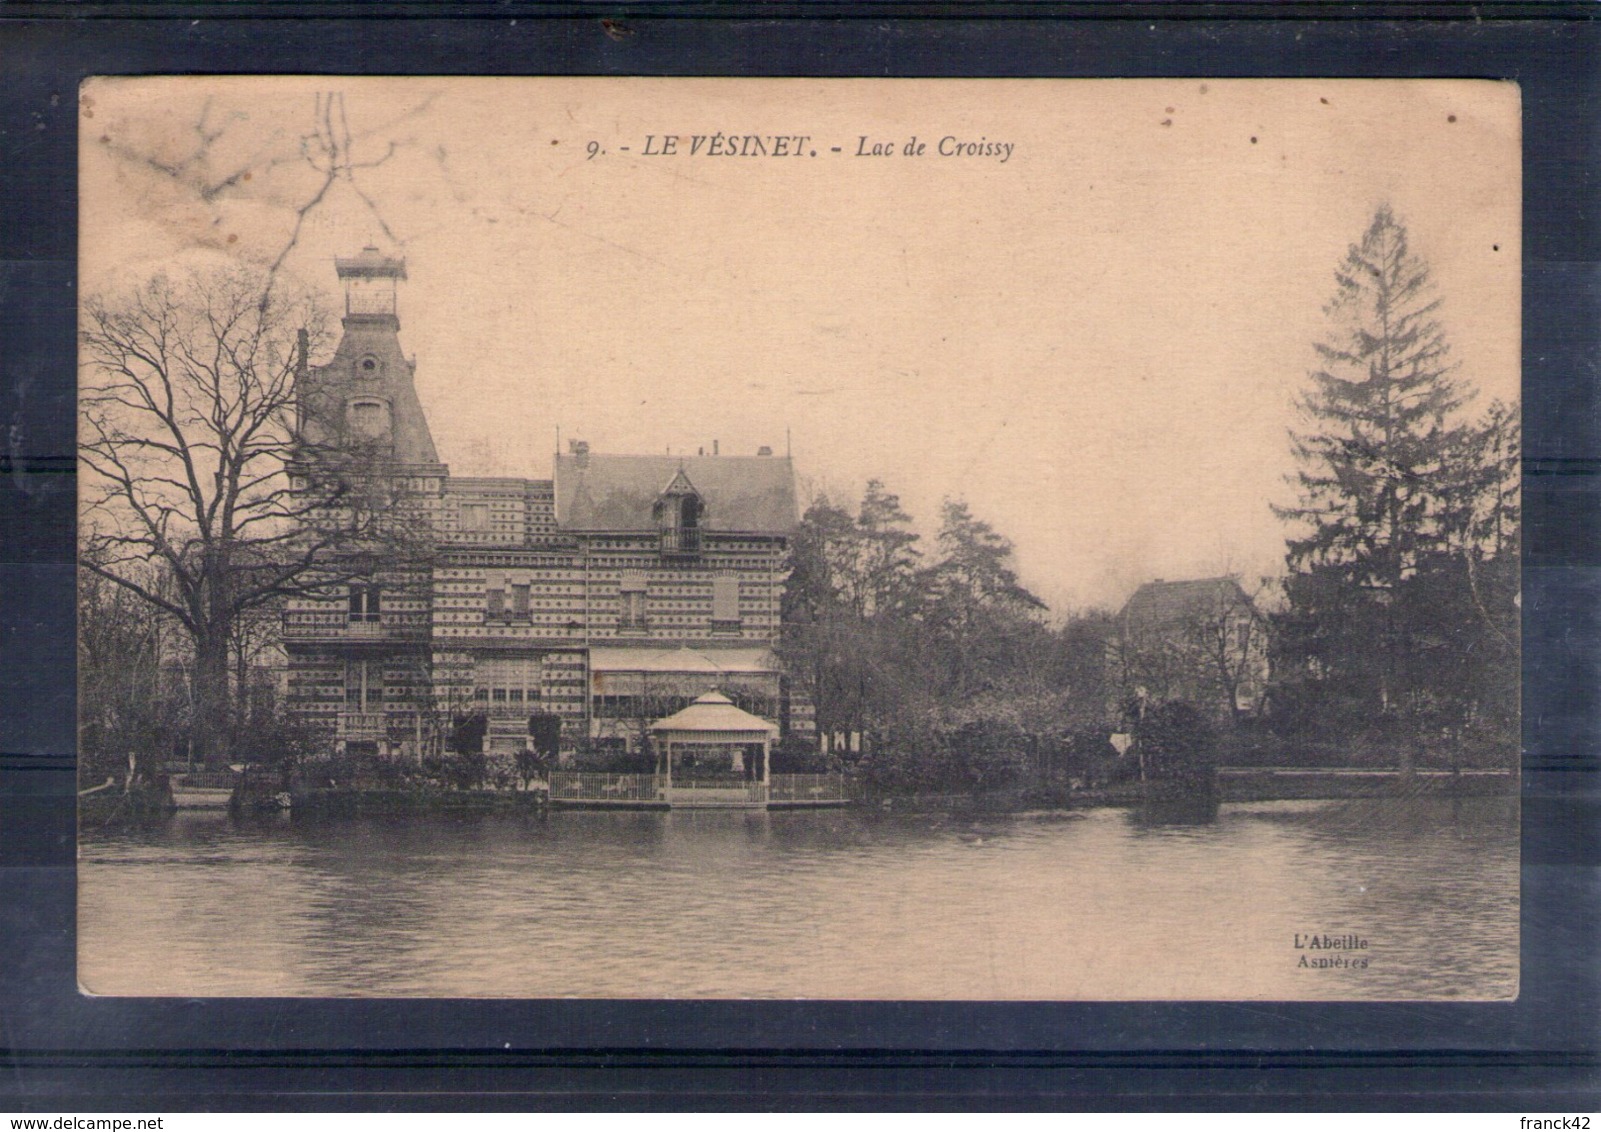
[{"left": 712, "top": 576, "right": 740, "bottom": 623}]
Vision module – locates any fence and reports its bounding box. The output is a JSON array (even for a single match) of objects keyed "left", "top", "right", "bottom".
[
  {"left": 549, "top": 772, "right": 663, "bottom": 802},
  {"left": 768, "top": 773, "right": 851, "bottom": 804}
]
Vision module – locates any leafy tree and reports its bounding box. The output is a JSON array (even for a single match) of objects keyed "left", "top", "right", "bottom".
[{"left": 780, "top": 486, "right": 926, "bottom": 751}]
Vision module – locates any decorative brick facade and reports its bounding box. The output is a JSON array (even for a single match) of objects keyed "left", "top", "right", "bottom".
[{"left": 283, "top": 251, "right": 802, "bottom": 760}]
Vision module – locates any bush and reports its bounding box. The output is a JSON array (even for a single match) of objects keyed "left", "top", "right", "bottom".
[
  {"left": 769, "top": 734, "right": 836, "bottom": 774},
  {"left": 947, "top": 719, "right": 1030, "bottom": 792},
  {"left": 1056, "top": 728, "right": 1120, "bottom": 787},
  {"left": 570, "top": 744, "right": 656, "bottom": 774},
  {"left": 1136, "top": 701, "right": 1216, "bottom": 788},
  {"left": 856, "top": 718, "right": 1033, "bottom": 795}
]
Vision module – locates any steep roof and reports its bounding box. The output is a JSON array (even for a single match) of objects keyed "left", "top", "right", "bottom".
[
  {"left": 1119, "top": 577, "right": 1254, "bottom": 628},
  {"left": 649, "top": 691, "right": 779, "bottom": 736},
  {"left": 303, "top": 317, "right": 439, "bottom": 465},
  {"left": 554, "top": 453, "right": 797, "bottom": 534}
]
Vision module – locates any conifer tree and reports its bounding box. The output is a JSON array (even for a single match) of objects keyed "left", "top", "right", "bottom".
[{"left": 1274, "top": 206, "right": 1471, "bottom": 719}]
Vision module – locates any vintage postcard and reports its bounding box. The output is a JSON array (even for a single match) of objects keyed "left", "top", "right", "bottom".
[{"left": 76, "top": 76, "right": 1519, "bottom": 999}]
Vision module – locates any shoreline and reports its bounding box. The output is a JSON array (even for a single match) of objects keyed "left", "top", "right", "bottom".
[{"left": 78, "top": 767, "right": 1516, "bottom": 826}]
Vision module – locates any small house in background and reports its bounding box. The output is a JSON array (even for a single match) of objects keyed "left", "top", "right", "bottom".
[{"left": 1107, "top": 576, "right": 1269, "bottom": 725}]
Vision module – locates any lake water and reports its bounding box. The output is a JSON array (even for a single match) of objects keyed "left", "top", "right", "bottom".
[{"left": 78, "top": 796, "right": 1518, "bottom": 1000}]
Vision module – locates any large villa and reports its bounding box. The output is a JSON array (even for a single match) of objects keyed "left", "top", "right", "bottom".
[{"left": 282, "top": 249, "right": 831, "bottom": 808}]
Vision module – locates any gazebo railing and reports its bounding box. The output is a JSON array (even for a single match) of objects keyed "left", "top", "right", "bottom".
[
  {"left": 546, "top": 771, "right": 852, "bottom": 805},
  {"left": 663, "top": 782, "right": 769, "bottom": 805}
]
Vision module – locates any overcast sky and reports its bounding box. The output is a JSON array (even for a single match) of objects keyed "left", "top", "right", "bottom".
[{"left": 82, "top": 76, "right": 1520, "bottom": 614}]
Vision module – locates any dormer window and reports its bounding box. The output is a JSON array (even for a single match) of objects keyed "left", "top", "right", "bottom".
[
  {"left": 347, "top": 398, "right": 390, "bottom": 440},
  {"left": 654, "top": 469, "right": 703, "bottom": 558},
  {"left": 356, "top": 354, "right": 381, "bottom": 379}
]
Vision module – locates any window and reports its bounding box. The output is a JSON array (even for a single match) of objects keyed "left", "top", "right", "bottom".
[
  {"left": 344, "top": 660, "right": 382, "bottom": 712},
  {"left": 711, "top": 575, "right": 740, "bottom": 629},
  {"left": 347, "top": 399, "right": 389, "bottom": 439},
  {"left": 618, "top": 572, "right": 648, "bottom": 631},
  {"left": 511, "top": 584, "right": 530, "bottom": 619},
  {"left": 485, "top": 587, "right": 505, "bottom": 619},
  {"left": 619, "top": 591, "right": 647, "bottom": 631},
  {"left": 476, "top": 656, "right": 541, "bottom": 709},
  {"left": 356, "top": 355, "right": 381, "bottom": 379},
  {"left": 348, "top": 584, "right": 381, "bottom": 622}
]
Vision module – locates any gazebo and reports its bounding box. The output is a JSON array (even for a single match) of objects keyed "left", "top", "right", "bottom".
[{"left": 648, "top": 691, "right": 778, "bottom": 790}]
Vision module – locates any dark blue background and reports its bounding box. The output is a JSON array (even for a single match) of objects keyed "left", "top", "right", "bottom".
[{"left": 1, "top": 11, "right": 1596, "bottom": 1110}]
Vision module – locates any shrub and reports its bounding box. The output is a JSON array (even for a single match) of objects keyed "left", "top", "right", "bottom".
[{"left": 1136, "top": 701, "right": 1217, "bottom": 788}]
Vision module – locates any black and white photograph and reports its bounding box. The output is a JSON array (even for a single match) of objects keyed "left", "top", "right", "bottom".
[{"left": 75, "top": 76, "right": 1521, "bottom": 1000}]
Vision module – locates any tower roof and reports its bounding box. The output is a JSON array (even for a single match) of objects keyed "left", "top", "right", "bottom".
[{"left": 335, "top": 246, "right": 407, "bottom": 280}]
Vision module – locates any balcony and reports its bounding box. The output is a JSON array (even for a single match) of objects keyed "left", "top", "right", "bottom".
[
  {"left": 338, "top": 712, "right": 388, "bottom": 740},
  {"left": 283, "top": 617, "right": 428, "bottom": 644},
  {"left": 658, "top": 527, "right": 701, "bottom": 557},
  {"left": 337, "top": 711, "right": 418, "bottom": 740}
]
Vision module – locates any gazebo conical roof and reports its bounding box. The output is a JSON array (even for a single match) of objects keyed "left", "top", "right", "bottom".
[{"left": 649, "top": 691, "right": 778, "bottom": 736}]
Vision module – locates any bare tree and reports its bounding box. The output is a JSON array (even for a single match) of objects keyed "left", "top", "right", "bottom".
[
  {"left": 1111, "top": 578, "right": 1268, "bottom": 725},
  {"left": 79, "top": 263, "right": 427, "bottom": 767},
  {"left": 77, "top": 559, "right": 186, "bottom": 789},
  {"left": 1183, "top": 583, "right": 1270, "bottom": 724}
]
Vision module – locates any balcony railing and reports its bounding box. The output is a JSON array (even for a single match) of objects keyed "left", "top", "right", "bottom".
[
  {"left": 338, "top": 712, "right": 387, "bottom": 739},
  {"left": 283, "top": 618, "right": 428, "bottom": 642},
  {"left": 338, "top": 711, "right": 418, "bottom": 740},
  {"left": 658, "top": 527, "right": 702, "bottom": 556}
]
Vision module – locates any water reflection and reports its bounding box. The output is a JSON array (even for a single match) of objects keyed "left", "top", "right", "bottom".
[{"left": 79, "top": 797, "right": 1518, "bottom": 1000}]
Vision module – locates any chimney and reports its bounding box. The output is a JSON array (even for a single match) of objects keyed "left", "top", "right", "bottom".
[
  {"left": 757, "top": 445, "right": 772, "bottom": 457},
  {"left": 713, "top": 439, "right": 719, "bottom": 456},
  {"left": 568, "top": 439, "right": 590, "bottom": 469},
  {"left": 296, "top": 328, "right": 309, "bottom": 378}
]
